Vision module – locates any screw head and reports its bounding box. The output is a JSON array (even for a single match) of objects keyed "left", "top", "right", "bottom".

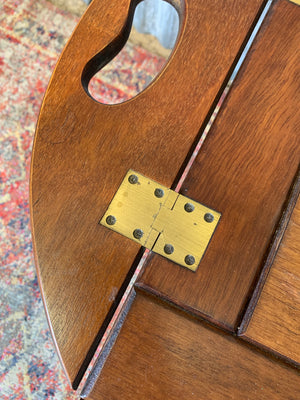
[
  {"left": 184, "top": 203, "right": 195, "bottom": 213},
  {"left": 154, "top": 188, "right": 164, "bottom": 198},
  {"left": 133, "top": 229, "right": 144, "bottom": 240},
  {"left": 106, "top": 215, "right": 116, "bottom": 225},
  {"left": 164, "top": 244, "right": 174, "bottom": 255},
  {"left": 185, "top": 255, "right": 195, "bottom": 266},
  {"left": 128, "top": 174, "right": 138, "bottom": 184},
  {"left": 204, "top": 213, "right": 214, "bottom": 223}
]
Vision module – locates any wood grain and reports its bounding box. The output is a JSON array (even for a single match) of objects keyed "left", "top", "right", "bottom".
[
  {"left": 86, "top": 291, "right": 300, "bottom": 400},
  {"left": 242, "top": 196, "right": 300, "bottom": 366},
  {"left": 30, "top": 0, "right": 266, "bottom": 386},
  {"left": 138, "top": 0, "right": 300, "bottom": 331}
]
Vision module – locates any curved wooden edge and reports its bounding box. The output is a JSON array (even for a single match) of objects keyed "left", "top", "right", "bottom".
[
  {"left": 30, "top": 0, "right": 267, "bottom": 386},
  {"left": 30, "top": 0, "right": 187, "bottom": 385}
]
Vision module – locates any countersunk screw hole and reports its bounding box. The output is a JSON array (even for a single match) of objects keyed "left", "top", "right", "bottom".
[
  {"left": 128, "top": 174, "right": 138, "bottom": 184},
  {"left": 184, "top": 203, "right": 195, "bottom": 213},
  {"left": 154, "top": 188, "right": 164, "bottom": 198},
  {"left": 133, "top": 229, "right": 144, "bottom": 240},
  {"left": 106, "top": 215, "right": 116, "bottom": 225},
  {"left": 185, "top": 255, "right": 195, "bottom": 266},
  {"left": 164, "top": 244, "right": 174, "bottom": 255},
  {"left": 204, "top": 213, "right": 214, "bottom": 223}
]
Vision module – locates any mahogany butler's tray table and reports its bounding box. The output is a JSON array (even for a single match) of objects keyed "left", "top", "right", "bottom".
[{"left": 30, "top": 0, "right": 300, "bottom": 398}]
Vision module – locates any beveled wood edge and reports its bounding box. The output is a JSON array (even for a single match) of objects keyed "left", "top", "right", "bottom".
[
  {"left": 29, "top": 221, "right": 72, "bottom": 380},
  {"left": 135, "top": 281, "right": 235, "bottom": 332},
  {"left": 29, "top": 0, "right": 134, "bottom": 386},
  {"left": 239, "top": 333, "right": 300, "bottom": 371},
  {"left": 80, "top": 288, "right": 300, "bottom": 398},
  {"left": 238, "top": 166, "right": 300, "bottom": 335},
  {"left": 72, "top": 247, "right": 145, "bottom": 389},
  {"left": 80, "top": 291, "right": 136, "bottom": 398}
]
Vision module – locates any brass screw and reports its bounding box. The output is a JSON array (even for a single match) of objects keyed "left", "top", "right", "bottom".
[
  {"left": 204, "top": 213, "right": 214, "bottom": 223},
  {"left": 128, "top": 174, "right": 138, "bottom": 184},
  {"left": 106, "top": 215, "right": 116, "bottom": 225},
  {"left": 184, "top": 203, "right": 195, "bottom": 213},
  {"left": 164, "top": 244, "right": 174, "bottom": 255},
  {"left": 133, "top": 229, "right": 144, "bottom": 240},
  {"left": 154, "top": 188, "right": 164, "bottom": 198},
  {"left": 185, "top": 255, "right": 195, "bottom": 266}
]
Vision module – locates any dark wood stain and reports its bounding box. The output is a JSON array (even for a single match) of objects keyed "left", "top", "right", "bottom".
[
  {"left": 242, "top": 196, "right": 300, "bottom": 367},
  {"left": 87, "top": 291, "right": 300, "bottom": 400},
  {"left": 139, "top": 0, "right": 300, "bottom": 331},
  {"left": 30, "top": 0, "right": 266, "bottom": 385},
  {"left": 239, "top": 169, "right": 300, "bottom": 334}
]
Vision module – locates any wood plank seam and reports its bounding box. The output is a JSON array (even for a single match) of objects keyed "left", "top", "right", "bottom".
[
  {"left": 76, "top": 0, "right": 290, "bottom": 390},
  {"left": 238, "top": 167, "right": 300, "bottom": 335},
  {"left": 75, "top": 0, "right": 274, "bottom": 388},
  {"left": 80, "top": 291, "right": 136, "bottom": 398},
  {"left": 137, "top": 0, "right": 300, "bottom": 332},
  {"left": 30, "top": 0, "right": 283, "bottom": 389},
  {"left": 84, "top": 291, "right": 300, "bottom": 400}
]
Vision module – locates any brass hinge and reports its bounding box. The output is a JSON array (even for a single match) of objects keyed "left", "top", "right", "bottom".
[{"left": 100, "top": 170, "right": 221, "bottom": 271}]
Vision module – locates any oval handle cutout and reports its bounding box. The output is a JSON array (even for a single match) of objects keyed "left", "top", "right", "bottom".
[{"left": 82, "top": 0, "right": 180, "bottom": 105}]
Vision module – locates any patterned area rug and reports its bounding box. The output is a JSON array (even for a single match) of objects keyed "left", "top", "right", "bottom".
[{"left": 0, "top": 1, "right": 166, "bottom": 398}]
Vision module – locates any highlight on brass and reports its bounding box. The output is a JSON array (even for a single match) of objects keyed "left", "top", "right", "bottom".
[{"left": 100, "top": 169, "right": 221, "bottom": 271}]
